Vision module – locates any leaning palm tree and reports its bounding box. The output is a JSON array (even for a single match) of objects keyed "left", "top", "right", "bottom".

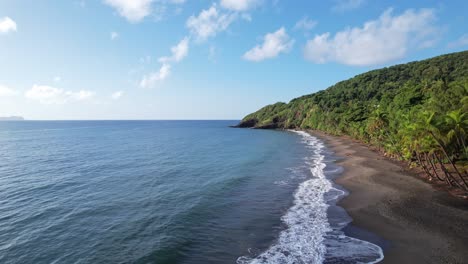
[
  {"left": 425, "top": 110, "right": 468, "bottom": 191},
  {"left": 445, "top": 109, "right": 467, "bottom": 159}
]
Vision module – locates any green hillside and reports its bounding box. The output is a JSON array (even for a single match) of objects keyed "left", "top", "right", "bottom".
[{"left": 238, "top": 51, "right": 468, "bottom": 191}]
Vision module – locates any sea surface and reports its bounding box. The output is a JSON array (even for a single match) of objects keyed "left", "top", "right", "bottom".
[{"left": 0, "top": 121, "right": 383, "bottom": 263}]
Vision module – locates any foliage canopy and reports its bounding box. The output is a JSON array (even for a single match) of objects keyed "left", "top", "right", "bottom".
[{"left": 239, "top": 51, "right": 468, "bottom": 191}]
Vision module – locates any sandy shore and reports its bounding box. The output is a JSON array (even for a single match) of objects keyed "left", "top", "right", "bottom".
[{"left": 309, "top": 131, "right": 468, "bottom": 264}]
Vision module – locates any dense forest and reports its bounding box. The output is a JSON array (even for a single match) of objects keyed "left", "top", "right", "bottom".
[{"left": 238, "top": 51, "right": 468, "bottom": 193}]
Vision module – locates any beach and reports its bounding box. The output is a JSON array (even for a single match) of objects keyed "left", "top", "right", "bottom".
[{"left": 309, "top": 131, "right": 468, "bottom": 263}]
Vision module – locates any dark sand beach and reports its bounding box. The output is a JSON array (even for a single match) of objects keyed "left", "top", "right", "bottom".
[{"left": 310, "top": 131, "right": 468, "bottom": 264}]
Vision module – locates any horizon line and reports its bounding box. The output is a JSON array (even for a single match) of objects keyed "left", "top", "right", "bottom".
[{"left": 0, "top": 119, "right": 242, "bottom": 121}]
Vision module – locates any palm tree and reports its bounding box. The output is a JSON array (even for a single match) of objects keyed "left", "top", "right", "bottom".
[
  {"left": 445, "top": 109, "right": 467, "bottom": 159},
  {"left": 367, "top": 108, "right": 389, "bottom": 151},
  {"left": 426, "top": 110, "right": 468, "bottom": 191}
]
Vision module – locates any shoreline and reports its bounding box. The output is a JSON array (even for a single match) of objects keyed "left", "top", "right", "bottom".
[{"left": 308, "top": 130, "right": 468, "bottom": 264}]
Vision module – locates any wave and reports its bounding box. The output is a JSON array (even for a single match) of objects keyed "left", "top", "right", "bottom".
[{"left": 237, "top": 131, "right": 383, "bottom": 264}]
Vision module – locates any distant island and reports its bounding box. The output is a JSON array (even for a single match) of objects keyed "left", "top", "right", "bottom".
[
  {"left": 0, "top": 116, "right": 25, "bottom": 121},
  {"left": 237, "top": 50, "right": 468, "bottom": 194}
]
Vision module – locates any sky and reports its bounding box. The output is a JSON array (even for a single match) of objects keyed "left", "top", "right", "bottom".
[{"left": 0, "top": 0, "right": 467, "bottom": 120}]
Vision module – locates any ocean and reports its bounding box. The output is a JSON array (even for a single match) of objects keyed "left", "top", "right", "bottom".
[{"left": 0, "top": 121, "right": 383, "bottom": 263}]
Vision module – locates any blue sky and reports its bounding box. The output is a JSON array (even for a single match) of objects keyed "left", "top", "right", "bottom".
[{"left": 0, "top": 0, "right": 467, "bottom": 120}]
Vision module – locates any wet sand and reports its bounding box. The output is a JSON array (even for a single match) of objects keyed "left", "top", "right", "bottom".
[{"left": 309, "top": 131, "right": 468, "bottom": 264}]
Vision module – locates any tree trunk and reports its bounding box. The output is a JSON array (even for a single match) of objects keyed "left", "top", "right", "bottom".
[
  {"left": 428, "top": 153, "right": 445, "bottom": 182},
  {"left": 440, "top": 148, "right": 468, "bottom": 190},
  {"left": 434, "top": 153, "right": 463, "bottom": 189},
  {"left": 416, "top": 151, "right": 433, "bottom": 180},
  {"left": 430, "top": 131, "right": 468, "bottom": 190}
]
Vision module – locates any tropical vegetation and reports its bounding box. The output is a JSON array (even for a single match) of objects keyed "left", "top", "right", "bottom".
[{"left": 238, "top": 51, "right": 468, "bottom": 192}]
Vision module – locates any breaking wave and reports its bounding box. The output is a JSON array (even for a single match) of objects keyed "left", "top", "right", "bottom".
[{"left": 237, "top": 131, "right": 383, "bottom": 264}]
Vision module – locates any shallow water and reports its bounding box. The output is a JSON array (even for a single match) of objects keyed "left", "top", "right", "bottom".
[
  {"left": 237, "top": 131, "right": 383, "bottom": 264},
  {"left": 0, "top": 121, "right": 382, "bottom": 263}
]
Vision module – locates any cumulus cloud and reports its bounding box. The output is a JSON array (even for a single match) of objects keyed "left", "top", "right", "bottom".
[
  {"left": 294, "top": 17, "right": 317, "bottom": 32},
  {"left": 103, "top": 0, "right": 186, "bottom": 22},
  {"left": 220, "top": 0, "right": 260, "bottom": 11},
  {"left": 140, "top": 64, "right": 171, "bottom": 88},
  {"left": 0, "top": 17, "right": 17, "bottom": 34},
  {"left": 332, "top": 0, "right": 366, "bottom": 13},
  {"left": 186, "top": 4, "right": 237, "bottom": 42},
  {"left": 104, "top": 0, "right": 154, "bottom": 22},
  {"left": 448, "top": 34, "right": 468, "bottom": 49},
  {"left": 0, "top": 85, "right": 17, "bottom": 97},
  {"left": 159, "top": 37, "right": 189, "bottom": 63},
  {"left": 304, "top": 8, "right": 438, "bottom": 66},
  {"left": 243, "top": 27, "right": 294, "bottom": 62},
  {"left": 111, "top": 91, "right": 124, "bottom": 99},
  {"left": 25, "top": 85, "right": 63, "bottom": 104},
  {"left": 25, "top": 85, "right": 95, "bottom": 104}
]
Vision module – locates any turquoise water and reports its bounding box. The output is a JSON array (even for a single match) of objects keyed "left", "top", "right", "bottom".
[{"left": 0, "top": 121, "right": 382, "bottom": 263}]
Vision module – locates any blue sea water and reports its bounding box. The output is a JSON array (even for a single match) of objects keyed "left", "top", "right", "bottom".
[{"left": 0, "top": 121, "right": 382, "bottom": 263}]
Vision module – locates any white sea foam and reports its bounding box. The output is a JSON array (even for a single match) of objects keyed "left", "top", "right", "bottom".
[
  {"left": 237, "top": 131, "right": 384, "bottom": 264},
  {"left": 274, "top": 180, "right": 290, "bottom": 186}
]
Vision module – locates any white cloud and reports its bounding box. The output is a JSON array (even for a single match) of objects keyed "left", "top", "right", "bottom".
[
  {"left": 304, "top": 8, "right": 438, "bottom": 66},
  {"left": 53, "top": 76, "right": 61, "bottom": 82},
  {"left": 243, "top": 27, "right": 294, "bottom": 62},
  {"left": 111, "top": 31, "right": 119, "bottom": 40},
  {"left": 104, "top": 0, "right": 186, "bottom": 22},
  {"left": 104, "top": 0, "right": 153, "bottom": 22},
  {"left": 448, "top": 34, "right": 468, "bottom": 49},
  {"left": 140, "top": 64, "right": 171, "bottom": 88},
  {"left": 25, "top": 84, "right": 95, "bottom": 104},
  {"left": 70, "top": 90, "right": 95, "bottom": 101},
  {"left": 186, "top": 4, "right": 237, "bottom": 42},
  {"left": 220, "top": 0, "right": 260, "bottom": 11},
  {"left": 0, "top": 17, "right": 17, "bottom": 34},
  {"left": 111, "top": 91, "right": 124, "bottom": 99},
  {"left": 294, "top": 17, "right": 317, "bottom": 31},
  {"left": 140, "top": 37, "right": 189, "bottom": 88},
  {"left": 0, "top": 85, "right": 17, "bottom": 97},
  {"left": 159, "top": 37, "right": 189, "bottom": 63},
  {"left": 25, "top": 85, "right": 64, "bottom": 104},
  {"left": 332, "top": 0, "right": 365, "bottom": 13}
]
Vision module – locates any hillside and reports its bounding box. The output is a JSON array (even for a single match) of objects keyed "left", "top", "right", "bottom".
[{"left": 238, "top": 51, "right": 468, "bottom": 192}]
